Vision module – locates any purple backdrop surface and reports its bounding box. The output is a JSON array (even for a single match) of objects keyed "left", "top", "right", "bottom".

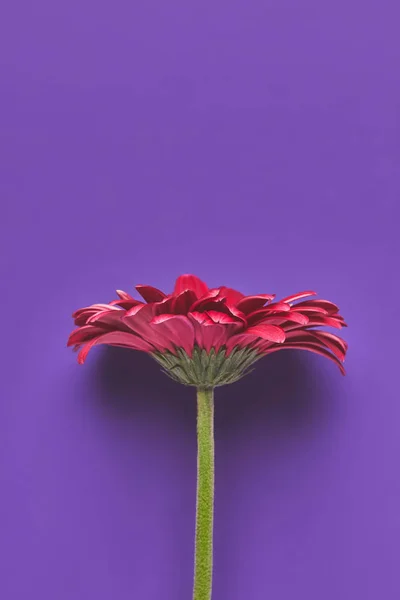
[{"left": 1, "top": 1, "right": 399, "bottom": 599}]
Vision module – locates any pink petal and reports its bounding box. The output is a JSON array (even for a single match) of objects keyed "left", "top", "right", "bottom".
[
  {"left": 281, "top": 291, "right": 317, "bottom": 304},
  {"left": 151, "top": 314, "right": 195, "bottom": 356},
  {"left": 135, "top": 285, "right": 166, "bottom": 303},
  {"left": 246, "top": 324, "right": 286, "bottom": 343},
  {"left": 236, "top": 294, "right": 275, "bottom": 314},
  {"left": 174, "top": 274, "right": 209, "bottom": 298},
  {"left": 77, "top": 331, "right": 154, "bottom": 364}
]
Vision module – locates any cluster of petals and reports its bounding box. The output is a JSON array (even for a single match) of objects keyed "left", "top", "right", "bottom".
[{"left": 68, "top": 274, "right": 347, "bottom": 373}]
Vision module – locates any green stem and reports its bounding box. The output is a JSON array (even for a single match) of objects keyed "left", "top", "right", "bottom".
[{"left": 193, "top": 387, "right": 215, "bottom": 600}]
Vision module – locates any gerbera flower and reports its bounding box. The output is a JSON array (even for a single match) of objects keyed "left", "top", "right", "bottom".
[
  {"left": 68, "top": 274, "right": 347, "bottom": 600},
  {"left": 68, "top": 274, "right": 347, "bottom": 386}
]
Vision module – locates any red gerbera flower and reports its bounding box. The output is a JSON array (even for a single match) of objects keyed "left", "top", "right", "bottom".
[
  {"left": 68, "top": 274, "right": 347, "bottom": 385},
  {"left": 68, "top": 273, "right": 348, "bottom": 600}
]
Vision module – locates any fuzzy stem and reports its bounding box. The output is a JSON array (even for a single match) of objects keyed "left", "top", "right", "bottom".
[{"left": 193, "top": 387, "right": 215, "bottom": 600}]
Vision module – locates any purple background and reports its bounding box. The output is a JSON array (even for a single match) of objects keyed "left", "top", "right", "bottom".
[{"left": 1, "top": 1, "right": 399, "bottom": 598}]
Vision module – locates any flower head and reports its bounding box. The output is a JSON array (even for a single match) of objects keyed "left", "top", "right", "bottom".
[{"left": 68, "top": 274, "right": 347, "bottom": 386}]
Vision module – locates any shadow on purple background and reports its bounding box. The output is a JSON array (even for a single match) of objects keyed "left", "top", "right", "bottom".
[
  {"left": 95, "top": 346, "right": 336, "bottom": 435},
  {"left": 88, "top": 346, "right": 344, "bottom": 597}
]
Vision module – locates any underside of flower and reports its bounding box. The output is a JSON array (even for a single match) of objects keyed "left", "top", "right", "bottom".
[{"left": 153, "top": 346, "right": 262, "bottom": 387}]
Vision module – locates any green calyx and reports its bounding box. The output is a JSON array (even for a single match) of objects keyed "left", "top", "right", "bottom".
[{"left": 152, "top": 345, "right": 262, "bottom": 387}]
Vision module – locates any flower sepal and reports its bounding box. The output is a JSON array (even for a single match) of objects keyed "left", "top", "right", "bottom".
[{"left": 152, "top": 345, "right": 262, "bottom": 387}]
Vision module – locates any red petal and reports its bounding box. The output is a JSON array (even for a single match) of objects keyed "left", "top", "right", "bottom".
[
  {"left": 74, "top": 306, "right": 123, "bottom": 326},
  {"left": 67, "top": 325, "right": 106, "bottom": 346},
  {"left": 195, "top": 323, "right": 230, "bottom": 353},
  {"left": 74, "top": 311, "right": 99, "bottom": 326},
  {"left": 205, "top": 312, "right": 243, "bottom": 341},
  {"left": 311, "top": 331, "right": 348, "bottom": 351},
  {"left": 87, "top": 308, "right": 123, "bottom": 321},
  {"left": 122, "top": 303, "right": 175, "bottom": 352},
  {"left": 174, "top": 274, "right": 209, "bottom": 298},
  {"left": 334, "top": 315, "right": 346, "bottom": 322},
  {"left": 188, "top": 311, "right": 214, "bottom": 325},
  {"left": 217, "top": 286, "right": 245, "bottom": 304},
  {"left": 135, "top": 285, "right": 166, "bottom": 303},
  {"left": 283, "top": 331, "right": 347, "bottom": 360},
  {"left": 77, "top": 331, "right": 154, "bottom": 364},
  {"left": 116, "top": 290, "right": 134, "bottom": 300},
  {"left": 87, "top": 309, "right": 121, "bottom": 324},
  {"left": 246, "top": 324, "right": 286, "bottom": 343},
  {"left": 206, "top": 311, "right": 241, "bottom": 325},
  {"left": 246, "top": 303, "right": 290, "bottom": 326},
  {"left": 286, "top": 315, "right": 344, "bottom": 331},
  {"left": 153, "top": 295, "right": 175, "bottom": 314},
  {"left": 263, "top": 302, "right": 291, "bottom": 312},
  {"left": 295, "top": 306, "right": 328, "bottom": 315},
  {"left": 293, "top": 299, "right": 340, "bottom": 314},
  {"left": 281, "top": 291, "right": 317, "bottom": 304},
  {"left": 225, "top": 304, "right": 247, "bottom": 323},
  {"left": 190, "top": 289, "right": 221, "bottom": 311},
  {"left": 87, "top": 309, "right": 138, "bottom": 334},
  {"left": 286, "top": 311, "right": 309, "bottom": 325},
  {"left": 263, "top": 343, "right": 345, "bottom": 374},
  {"left": 72, "top": 303, "right": 110, "bottom": 318},
  {"left": 307, "top": 331, "right": 348, "bottom": 360},
  {"left": 172, "top": 289, "right": 198, "bottom": 315},
  {"left": 236, "top": 294, "right": 275, "bottom": 314},
  {"left": 109, "top": 298, "right": 141, "bottom": 310},
  {"left": 125, "top": 303, "right": 146, "bottom": 317},
  {"left": 304, "top": 316, "right": 344, "bottom": 329},
  {"left": 225, "top": 333, "right": 265, "bottom": 354},
  {"left": 151, "top": 314, "right": 195, "bottom": 356},
  {"left": 259, "top": 311, "right": 309, "bottom": 326}
]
